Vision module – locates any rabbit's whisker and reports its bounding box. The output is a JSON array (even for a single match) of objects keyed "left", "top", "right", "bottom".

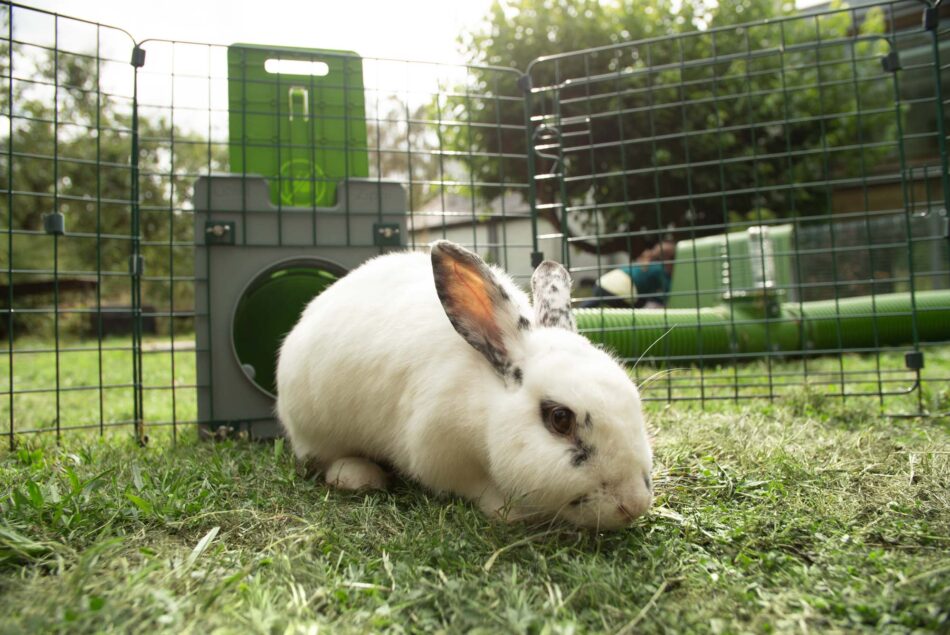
[
  {"left": 638, "top": 367, "right": 689, "bottom": 392},
  {"left": 632, "top": 325, "right": 678, "bottom": 370}
]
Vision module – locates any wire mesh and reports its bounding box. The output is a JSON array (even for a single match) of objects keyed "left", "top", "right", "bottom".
[
  {"left": 522, "top": 0, "right": 950, "bottom": 408},
  {"left": 0, "top": 1, "right": 534, "bottom": 444},
  {"left": 1, "top": 0, "right": 948, "bottom": 446}
]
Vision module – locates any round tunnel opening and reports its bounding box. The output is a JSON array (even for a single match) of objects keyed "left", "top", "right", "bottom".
[{"left": 231, "top": 257, "right": 346, "bottom": 398}]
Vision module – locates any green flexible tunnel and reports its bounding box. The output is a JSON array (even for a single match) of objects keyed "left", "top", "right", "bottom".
[{"left": 575, "top": 289, "right": 950, "bottom": 361}]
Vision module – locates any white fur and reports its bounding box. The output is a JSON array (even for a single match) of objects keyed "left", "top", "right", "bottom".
[{"left": 276, "top": 245, "right": 653, "bottom": 529}]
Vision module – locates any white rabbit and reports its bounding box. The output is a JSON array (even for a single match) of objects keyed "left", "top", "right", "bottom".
[{"left": 276, "top": 241, "right": 653, "bottom": 529}]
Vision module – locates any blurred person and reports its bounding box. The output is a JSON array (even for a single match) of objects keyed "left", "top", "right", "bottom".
[{"left": 581, "top": 241, "right": 676, "bottom": 309}]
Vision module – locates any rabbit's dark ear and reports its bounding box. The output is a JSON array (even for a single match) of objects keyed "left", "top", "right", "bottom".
[
  {"left": 431, "top": 241, "right": 527, "bottom": 381},
  {"left": 531, "top": 261, "right": 576, "bottom": 332}
]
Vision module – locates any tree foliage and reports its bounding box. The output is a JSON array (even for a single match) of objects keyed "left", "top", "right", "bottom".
[{"left": 453, "top": 0, "right": 896, "bottom": 255}]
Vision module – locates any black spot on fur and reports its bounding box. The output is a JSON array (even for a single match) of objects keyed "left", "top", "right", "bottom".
[
  {"left": 584, "top": 412, "right": 592, "bottom": 429},
  {"left": 570, "top": 440, "right": 594, "bottom": 467},
  {"left": 643, "top": 472, "right": 652, "bottom": 492},
  {"left": 550, "top": 283, "right": 559, "bottom": 293},
  {"left": 512, "top": 367, "right": 523, "bottom": 385},
  {"left": 518, "top": 315, "right": 531, "bottom": 330}
]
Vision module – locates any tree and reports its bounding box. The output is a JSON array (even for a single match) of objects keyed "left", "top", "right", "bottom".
[{"left": 452, "top": 0, "right": 895, "bottom": 256}]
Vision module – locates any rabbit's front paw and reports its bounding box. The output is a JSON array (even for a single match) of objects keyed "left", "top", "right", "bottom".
[{"left": 325, "top": 457, "right": 388, "bottom": 491}]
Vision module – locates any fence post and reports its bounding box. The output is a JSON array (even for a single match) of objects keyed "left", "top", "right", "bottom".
[
  {"left": 884, "top": 32, "right": 923, "bottom": 413},
  {"left": 920, "top": 4, "right": 946, "bottom": 414},
  {"left": 4, "top": 12, "right": 11, "bottom": 450},
  {"left": 130, "top": 44, "right": 147, "bottom": 446},
  {"left": 924, "top": 6, "right": 950, "bottom": 217}
]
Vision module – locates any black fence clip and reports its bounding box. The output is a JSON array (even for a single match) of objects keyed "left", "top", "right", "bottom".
[
  {"left": 881, "top": 51, "right": 901, "bottom": 73},
  {"left": 131, "top": 46, "right": 146, "bottom": 68},
  {"left": 43, "top": 212, "right": 65, "bottom": 236},
  {"left": 905, "top": 351, "right": 924, "bottom": 370},
  {"left": 923, "top": 6, "right": 938, "bottom": 31}
]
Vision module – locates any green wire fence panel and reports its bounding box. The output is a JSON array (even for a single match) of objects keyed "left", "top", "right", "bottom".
[
  {"left": 0, "top": 1, "right": 531, "bottom": 443},
  {"left": 1, "top": 6, "right": 144, "bottom": 444},
  {"left": 1, "top": 0, "right": 949, "bottom": 445},
  {"left": 523, "top": 0, "right": 950, "bottom": 406}
]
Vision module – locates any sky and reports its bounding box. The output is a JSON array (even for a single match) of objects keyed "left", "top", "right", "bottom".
[{"left": 19, "top": 0, "right": 496, "bottom": 66}]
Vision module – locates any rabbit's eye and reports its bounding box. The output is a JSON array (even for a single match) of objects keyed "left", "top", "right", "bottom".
[{"left": 542, "top": 401, "right": 576, "bottom": 436}]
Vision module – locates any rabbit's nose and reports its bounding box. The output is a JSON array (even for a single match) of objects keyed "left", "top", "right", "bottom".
[
  {"left": 616, "top": 478, "right": 652, "bottom": 520},
  {"left": 617, "top": 492, "right": 651, "bottom": 520}
]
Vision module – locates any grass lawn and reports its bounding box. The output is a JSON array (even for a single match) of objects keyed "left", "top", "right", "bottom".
[{"left": 1, "top": 342, "right": 949, "bottom": 633}]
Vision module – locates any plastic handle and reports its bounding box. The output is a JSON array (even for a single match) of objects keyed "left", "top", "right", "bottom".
[{"left": 287, "top": 86, "right": 309, "bottom": 122}]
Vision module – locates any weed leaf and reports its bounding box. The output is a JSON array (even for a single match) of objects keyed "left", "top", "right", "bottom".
[
  {"left": 25, "top": 481, "right": 44, "bottom": 509},
  {"left": 125, "top": 492, "right": 153, "bottom": 515},
  {"left": 185, "top": 526, "right": 220, "bottom": 570}
]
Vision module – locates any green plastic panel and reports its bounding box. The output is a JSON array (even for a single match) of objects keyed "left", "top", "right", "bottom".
[
  {"left": 669, "top": 225, "right": 795, "bottom": 309},
  {"left": 228, "top": 43, "right": 369, "bottom": 207}
]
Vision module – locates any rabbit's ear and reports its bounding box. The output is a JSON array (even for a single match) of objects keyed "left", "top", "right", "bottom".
[
  {"left": 531, "top": 261, "right": 576, "bottom": 332},
  {"left": 431, "top": 241, "right": 527, "bottom": 380}
]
